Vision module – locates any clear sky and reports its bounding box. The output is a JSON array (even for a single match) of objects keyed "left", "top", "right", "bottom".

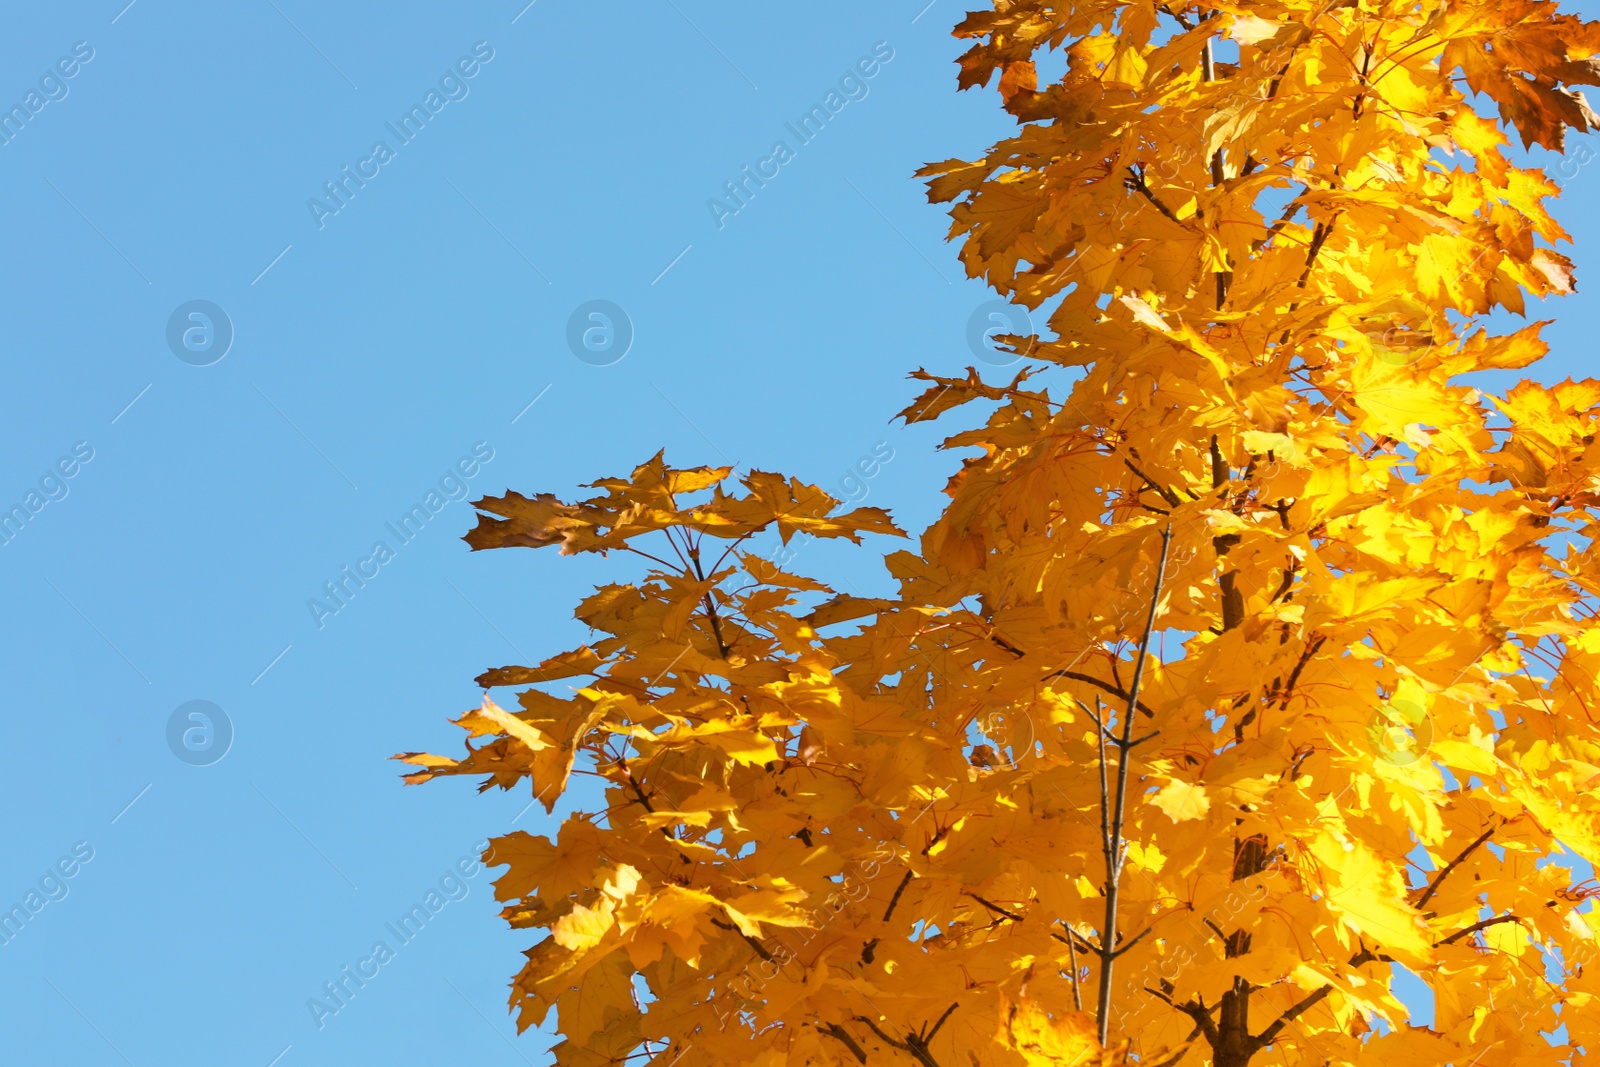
[{"left": 2, "top": 1, "right": 1599, "bottom": 1064}]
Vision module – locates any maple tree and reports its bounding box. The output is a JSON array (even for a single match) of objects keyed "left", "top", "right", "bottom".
[{"left": 401, "top": 0, "right": 1600, "bottom": 1064}]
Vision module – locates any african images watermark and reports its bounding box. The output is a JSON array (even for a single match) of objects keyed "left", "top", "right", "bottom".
[
  {"left": 966, "top": 300, "right": 1037, "bottom": 367},
  {"left": 0, "top": 841, "right": 95, "bottom": 947},
  {"left": 308, "top": 41, "right": 496, "bottom": 229},
  {"left": 307, "top": 441, "right": 494, "bottom": 629},
  {"left": 1367, "top": 694, "right": 1432, "bottom": 767},
  {"left": 306, "top": 839, "right": 489, "bottom": 1028},
  {"left": 707, "top": 41, "right": 896, "bottom": 230},
  {"left": 166, "top": 700, "right": 234, "bottom": 768},
  {"left": 566, "top": 299, "right": 635, "bottom": 366},
  {"left": 1, "top": 441, "right": 94, "bottom": 549},
  {"left": 0, "top": 40, "right": 94, "bottom": 147},
  {"left": 165, "top": 300, "right": 234, "bottom": 366}
]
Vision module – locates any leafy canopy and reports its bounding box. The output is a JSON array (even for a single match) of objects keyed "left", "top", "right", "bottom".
[{"left": 402, "top": 0, "right": 1600, "bottom": 1064}]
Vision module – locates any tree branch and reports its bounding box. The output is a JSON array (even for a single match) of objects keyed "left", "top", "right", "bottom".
[
  {"left": 1268, "top": 559, "right": 1299, "bottom": 606},
  {"left": 1250, "top": 983, "right": 1332, "bottom": 1048},
  {"left": 1146, "top": 1033, "right": 1203, "bottom": 1067},
  {"left": 1438, "top": 914, "right": 1522, "bottom": 946},
  {"left": 925, "top": 1002, "right": 960, "bottom": 1042},
  {"left": 856, "top": 1015, "right": 908, "bottom": 1051},
  {"left": 1095, "top": 525, "right": 1173, "bottom": 1042},
  {"left": 967, "top": 892, "right": 1026, "bottom": 923},
  {"left": 883, "top": 870, "right": 915, "bottom": 923},
  {"left": 711, "top": 917, "right": 775, "bottom": 962},
  {"left": 1111, "top": 925, "right": 1153, "bottom": 959},
  {"left": 1067, "top": 931, "right": 1084, "bottom": 1012},
  {"left": 1159, "top": 3, "right": 1194, "bottom": 29},
  {"left": 1047, "top": 670, "right": 1157, "bottom": 718},
  {"left": 620, "top": 761, "right": 684, "bottom": 848},
  {"left": 1172, "top": 996, "right": 1221, "bottom": 1049},
  {"left": 822, "top": 1023, "right": 869, "bottom": 1064},
  {"left": 1203, "top": 435, "right": 1228, "bottom": 489},
  {"left": 1294, "top": 220, "right": 1334, "bottom": 290},
  {"left": 1125, "top": 165, "right": 1183, "bottom": 223},
  {"left": 1124, "top": 457, "right": 1183, "bottom": 508},
  {"left": 687, "top": 545, "right": 733, "bottom": 659},
  {"left": 856, "top": 1015, "right": 946, "bottom": 1067},
  {"left": 1415, "top": 821, "right": 1498, "bottom": 915},
  {"left": 1057, "top": 923, "right": 1102, "bottom": 957},
  {"left": 1272, "top": 634, "right": 1327, "bottom": 710}
]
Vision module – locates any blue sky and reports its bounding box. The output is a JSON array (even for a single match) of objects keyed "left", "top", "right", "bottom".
[
  {"left": 3, "top": 1, "right": 1600, "bottom": 1064},
  {"left": 0, "top": 2, "right": 1016, "bottom": 1064}
]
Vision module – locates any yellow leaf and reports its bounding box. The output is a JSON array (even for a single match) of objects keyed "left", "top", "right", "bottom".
[
  {"left": 553, "top": 898, "right": 616, "bottom": 951},
  {"left": 1309, "top": 833, "right": 1431, "bottom": 960},
  {"left": 1151, "top": 780, "right": 1210, "bottom": 822},
  {"left": 558, "top": 951, "right": 636, "bottom": 1044},
  {"left": 1000, "top": 997, "right": 1112, "bottom": 1067}
]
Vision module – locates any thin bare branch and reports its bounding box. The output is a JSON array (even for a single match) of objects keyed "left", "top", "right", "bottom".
[
  {"left": 1175, "top": 995, "right": 1221, "bottom": 1048},
  {"left": 1048, "top": 669, "right": 1158, "bottom": 718},
  {"left": 1095, "top": 524, "right": 1173, "bottom": 1043},
  {"left": 883, "top": 870, "right": 916, "bottom": 923},
  {"left": 1438, "top": 914, "right": 1522, "bottom": 946},
  {"left": 1067, "top": 931, "right": 1084, "bottom": 1011},
  {"left": 856, "top": 1015, "right": 908, "bottom": 1051},
  {"left": 710, "top": 917, "right": 775, "bottom": 962},
  {"left": 1111, "top": 925, "right": 1154, "bottom": 959},
  {"left": 822, "top": 1023, "right": 869, "bottom": 1064},
  {"left": 1416, "top": 821, "right": 1499, "bottom": 915},
  {"left": 1251, "top": 984, "right": 1332, "bottom": 1049},
  {"left": 1124, "top": 457, "right": 1183, "bottom": 507},
  {"left": 926, "top": 1002, "right": 960, "bottom": 1042},
  {"left": 1159, "top": 3, "right": 1194, "bottom": 29},
  {"left": 1126, "top": 165, "right": 1183, "bottom": 223},
  {"left": 967, "top": 893, "right": 1026, "bottom": 924}
]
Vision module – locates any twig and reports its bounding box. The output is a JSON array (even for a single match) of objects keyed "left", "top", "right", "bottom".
[
  {"left": 1438, "top": 914, "right": 1521, "bottom": 946},
  {"left": 1125, "top": 165, "right": 1183, "bottom": 223},
  {"left": 822, "top": 1023, "right": 869, "bottom": 1063},
  {"left": 968, "top": 893, "right": 1031, "bottom": 927},
  {"left": 1416, "top": 821, "right": 1499, "bottom": 915},
  {"left": 1146, "top": 1034, "right": 1202, "bottom": 1067},
  {"left": 1111, "top": 926, "right": 1153, "bottom": 959},
  {"left": 926, "top": 1002, "right": 960, "bottom": 1042},
  {"left": 711, "top": 917, "right": 775, "bottom": 962},
  {"left": 857, "top": 1015, "right": 903, "bottom": 1049},
  {"left": 1250, "top": 984, "right": 1333, "bottom": 1048},
  {"left": 857, "top": 1014, "right": 946, "bottom": 1067},
  {"left": 1124, "top": 457, "right": 1183, "bottom": 507},
  {"left": 883, "top": 870, "right": 916, "bottom": 922},
  {"left": 1273, "top": 634, "right": 1327, "bottom": 709},
  {"left": 1047, "top": 670, "right": 1158, "bottom": 717},
  {"left": 620, "top": 761, "right": 683, "bottom": 846},
  {"left": 1095, "top": 524, "right": 1173, "bottom": 1042},
  {"left": 1056, "top": 923, "right": 1102, "bottom": 957},
  {"left": 1158, "top": 3, "right": 1193, "bottom": 29},
  {"left": 1067, "top": 932, "right": 1084, "bottom": 1011},
  {"left": 1175, "top": 996, "right": 1221, "bottom": 1048},
  {"left": 1294, "top": 220, "right": 1333, "bottom": 290},
  {"left": 687, "top": 544, "right": 733, "bottom": 659}
]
